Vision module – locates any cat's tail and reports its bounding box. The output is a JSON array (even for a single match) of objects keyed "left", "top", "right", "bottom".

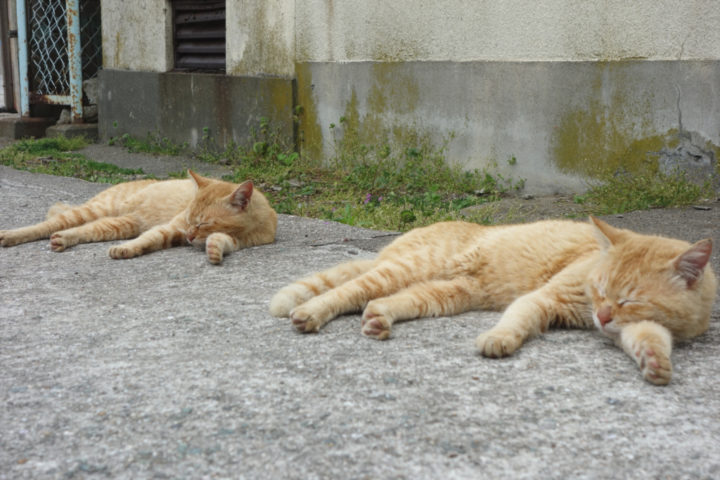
[
  {"left": 269, "top": 259, "right": 376, "bottom": 317},
  {"left": 46, "top": 202, "right": 75, "bottom": 219}
]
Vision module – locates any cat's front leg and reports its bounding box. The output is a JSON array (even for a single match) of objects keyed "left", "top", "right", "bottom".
[
  {"left": 476, "top": 292, "right": 552, "bottom": 357},
  {"left": 205, "top": 232, "right": 237, "bottom": 265},
  {"left": 109, "top": 224, "right": 184, "bottom": 259},
  {"left": 361, "top": 277, "right": 483, "bottom": 340},
  {"left": 618, "top": 321, "right": 673, "bottom": 385}
]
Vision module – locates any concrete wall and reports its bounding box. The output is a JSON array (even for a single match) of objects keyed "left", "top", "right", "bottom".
[
  {"left": 99, "top": 70, "right": 294, "bottom": 150},
  {"left": 99, "top": 0, "right": 720, "bottom": 193},
  {"left": 226, "top": 0, "right": 295, "bottom": 77},
  {"left": 101, "top": 0, "right": 172, "bottom": 72},
  {"left": 295, "top": 0, "right": 720, "bottom": 62}
]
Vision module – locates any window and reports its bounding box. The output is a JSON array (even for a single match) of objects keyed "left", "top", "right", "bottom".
[{"left": 172, "top": 1, "right": 225, "bottom": 72}]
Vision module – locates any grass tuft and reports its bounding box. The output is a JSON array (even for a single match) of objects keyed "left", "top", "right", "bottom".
[
  {"left": 582, "top": 171, "right": 715, "bottom": 215},
  {"left": 0, "top": 136, "right": 144, "bottom": 183}
]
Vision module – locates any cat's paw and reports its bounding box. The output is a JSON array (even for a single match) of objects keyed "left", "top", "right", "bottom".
[
  {"left": 206, "top": 239, "right": 224, "bottom": 265},
  {"left": 289, "top": 301, "right": 332, "bottom": 333},
  {"left": 108, "top": 244, "right": 141, "bottom": 259},
  {"left": 475, "top": 328, "right": 523, "bottom": 358},
  {"left": 635, "top": 344, "right": 672, "bottom": 385},
  {"left": 361, "top": 302, "right": 392, "bottom": 340},
  {"left": 49, "top": 233, "right": 72, "bottom": 252},
  {"left": 0, "top": 230, "right": 21, "bottom": 247}
]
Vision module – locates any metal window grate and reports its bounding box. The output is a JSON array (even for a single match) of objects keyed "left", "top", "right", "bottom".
[
  {"left": 27, "top": 0, "right": 102, "bottom": 98},
  {"left": 80, "top": 0, "right": 102, "bottom": 82},
  {"left": 28, "top": 0, "right": 67, "bottom": 95},
  {"left": 172, "top": 0, "right": 226, "bottom": 72}
]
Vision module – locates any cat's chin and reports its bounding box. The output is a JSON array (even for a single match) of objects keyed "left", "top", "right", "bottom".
[
  {"left": 592, "top": 314, "right": 621, "bottom": 338},
  {"left": 189, "top": 238, "right": 206, "bottom": 249}
]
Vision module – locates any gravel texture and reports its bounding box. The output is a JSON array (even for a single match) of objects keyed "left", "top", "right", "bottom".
[{"left": 1, "top": 155, "right": 720, "bottom": 479}]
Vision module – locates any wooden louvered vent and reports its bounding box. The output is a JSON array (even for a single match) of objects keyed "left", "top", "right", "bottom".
[{"left": 172, "top": 0, "right": 226, "bottom": 72}]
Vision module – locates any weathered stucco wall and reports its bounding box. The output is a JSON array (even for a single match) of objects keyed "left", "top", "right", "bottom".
[
  {"left": 101, "top": 0, "right": 172, "bottom": 72},
  {"left": 292, "top": 0, "right": 720, "bottom": 193},
  {"left": 226, "top": 1, "right": 295, "bottom": 77},
  {"left": 295, "top": 0, "right": 720, "bottom": 62},
  {"left": 296, "top": 60, "right": 719, "bottom": 194},
  {"left": 98, "top": 0, "right": 720, "bottom": 193}
]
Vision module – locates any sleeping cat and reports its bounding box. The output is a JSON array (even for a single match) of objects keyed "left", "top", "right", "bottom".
[
  {"left": 270, "top": 217, "right": 716, "bottom": 385},
  {"left": 0, "top": 170, "right": 277, "bottom": 264}
]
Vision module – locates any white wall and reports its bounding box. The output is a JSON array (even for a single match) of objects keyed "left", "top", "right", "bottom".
[
  {"left": 226, "top": 0, "right": 295, "bottom": 77},
  {"left": 295, "top": 0, "right": 720, "bottom": 62},
  {"left": 101, "top": 0, "right": 172, "bottom": 72},
  {"left": 101, "top": 0, "right": 720, "bottom": 71}
]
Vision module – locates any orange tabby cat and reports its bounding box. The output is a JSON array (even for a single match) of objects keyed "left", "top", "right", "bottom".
[
  {"left": 0, "top": 170, "right": 277, "bottom": 264},
  {"left": 270, "top": 217, "right": 716, "bottom": 385}
]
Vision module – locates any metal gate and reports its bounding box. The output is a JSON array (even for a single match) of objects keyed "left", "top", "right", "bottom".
[{"left": 18, "top": 0, "right": 101, "bottom": 121}]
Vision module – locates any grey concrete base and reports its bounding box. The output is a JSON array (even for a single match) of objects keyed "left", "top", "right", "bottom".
[
  {"left": 98, "top": 69, "right": 295, "bottom": 149},
  {"left": 0, "top": 114, "right": 55, "bottom": 139},
  {"left": 300, "top": 60, "right": 720, "bottom": 194},
  {"left": 46, "top": 123, "right": 99, "bottom": 141},
  {"left": 1, "top": 155, "right": 720, "bottom": 478}
]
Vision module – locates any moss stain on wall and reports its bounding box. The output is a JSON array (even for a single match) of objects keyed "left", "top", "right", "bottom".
[
  {"left": 551, "top": 62, "right": 674, "bottom": 177},
  {"left": 340, "top": 63, "right": 426, "bottom": 150},
  {"left": 295, "top": 62, "right": 431, "bottom": 161},
  {"left": 294, "top": 62, "right": 324, "bottom": 161}
]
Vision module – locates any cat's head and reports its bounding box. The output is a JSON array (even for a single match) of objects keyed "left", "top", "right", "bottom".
[
  {"left": 587, "top": 216, "right": 717, "bottom": 340},
  {"left": 184, "top": 170, "right": 275, "bottom": 247}
]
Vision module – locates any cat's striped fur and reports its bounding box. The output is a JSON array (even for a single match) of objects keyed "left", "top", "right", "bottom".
[
  {"left": 0, "top": 170, "right": 277, "bottom": 264},
  {"left": 270, "top": 217, "right": 716, "bottom": 385}
]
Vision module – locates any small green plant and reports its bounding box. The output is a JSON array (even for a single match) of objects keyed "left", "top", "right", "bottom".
[
  {"left": 209, "top": 117, "right": 517, "bottom": 231},
  {"left": 583, "top": 171, "right": 714, "bottom": 214}
]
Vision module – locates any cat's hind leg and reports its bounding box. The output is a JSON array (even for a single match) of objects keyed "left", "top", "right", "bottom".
[
  {"left": 290, "top": 260, "right": 427, "bottom": 333},
  {"left": 618, "top": 321, "right": 673, "bottom": 385},
  {"left": 50, "top": 215, "right": 141, "bottom": 252},
  {"left": 1, "top": 203, "right": 109, "bottom": 247},
  {"left": 269, "top": 259, "right": 376, "bottom": 317},
  {"left": 361, "top": 276, "right": 483, "bottom": 340}
]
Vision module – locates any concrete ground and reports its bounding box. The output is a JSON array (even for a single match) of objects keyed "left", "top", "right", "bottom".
[{"left": 1, "top": 146, "right": 720, "bottom": 479}]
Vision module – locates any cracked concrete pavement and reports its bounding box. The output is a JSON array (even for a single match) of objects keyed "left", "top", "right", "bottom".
[{"left": 1, "top": 147, "right": 720, "bottom": 478}]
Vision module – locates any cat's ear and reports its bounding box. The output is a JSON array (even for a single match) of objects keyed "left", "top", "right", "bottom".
[
  {"left": 230, "top": 181, "right": 254, "bottom": 210},
  {"left": 589, "top": 216, "right": 625, "bottom": 249},
  {"left": 188, "top": 169, "right": 210, "bottom": 188},
  {"left": 673, "top": 238, "right": 712, "bottom": 287}
]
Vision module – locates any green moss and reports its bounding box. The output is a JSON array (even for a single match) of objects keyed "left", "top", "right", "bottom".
[
  {"left": 294, "top": 62, "right": 324, "bottom": 161},
  {"left": 368, "top": 63, "right": 420, "bottom": 115},
  {"left": 549, "top": 62, "right": 677, "bottom": 177}
]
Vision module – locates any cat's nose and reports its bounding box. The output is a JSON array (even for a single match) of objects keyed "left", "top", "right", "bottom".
[
  {"left": 187, "top": 231, "right": 195, "bottom": 242},
  {"left": 597, "top": 305, "right": 612, "bottom": 326}
]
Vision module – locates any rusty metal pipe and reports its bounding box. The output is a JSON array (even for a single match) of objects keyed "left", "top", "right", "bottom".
[{"left": 66, "top": 0, "right": 83, "bottom": 123}]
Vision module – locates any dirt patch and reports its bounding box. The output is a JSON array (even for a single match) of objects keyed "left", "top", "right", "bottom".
[
  {"left": 462, "top": 193, "right": 718, "bottom": 225},
  {"left": 462, "top": 194, "right": 592, "bottom": 224}
]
